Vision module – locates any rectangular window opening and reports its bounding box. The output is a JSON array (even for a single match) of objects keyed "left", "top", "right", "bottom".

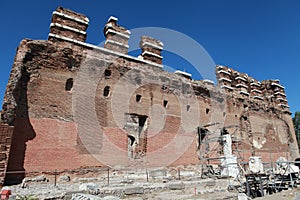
[
  {"left": 103, "top": 86, "right": 110, "bottom": 97},
  {"left": 163, "top": 100, "right": 168, "bottom": 108},
  {"left": 206, "top": 108, "right": 209, "bottom": 114},
  {"left": 104, "top": 69, "right": 112, "bottom": 78},
  {"left": 136, "top": 94, "right": 142, "bottom": 102},
  {"left": 187, "top": 105, "right": 191, "bottom": 111}
]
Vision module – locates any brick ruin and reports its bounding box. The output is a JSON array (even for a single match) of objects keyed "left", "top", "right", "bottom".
[{"left": 0, "top": 7, "right": 298, "bottom": 185}]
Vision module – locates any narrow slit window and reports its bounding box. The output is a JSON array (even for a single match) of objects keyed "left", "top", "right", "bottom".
[
  {"left": 206, "top": 108, "right": 209, "bottom": 114},
  {"left": 103, "top": 86, "right": 110, "bottom": 97},
  {"left": 65, "top": 78, "right": 73, "bottom": 91},
  {"left": 163, "top": 100, "right": 168, "bottom": 108},
  {"left": 187, "top": 105, "right": 191, "bottom": 111}
]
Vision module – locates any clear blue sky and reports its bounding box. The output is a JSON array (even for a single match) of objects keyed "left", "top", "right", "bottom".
[{"left": 0, "top": 0, "right": 299, "bottom": 116}]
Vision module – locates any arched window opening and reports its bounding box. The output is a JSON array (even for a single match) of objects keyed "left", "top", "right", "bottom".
[
  {"left": 103, "top": 86, "right": 110, "bottom": 97},
  {"left": 65, "top": 78, "right": 73, "bottom": 91}
]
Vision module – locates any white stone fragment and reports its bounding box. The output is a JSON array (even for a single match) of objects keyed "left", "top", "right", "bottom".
[
  {"left": 219, "top": 77, "right": 232, "bottom": 82},
  {"left": 203, "top": 79, "right": 215, "bottom": 84},
  {"left": 50, "top": 23, "right": 86, "bottom": 35},
  {"left": 240, "top": 91, "right": 249, "bottom": 95},
  {"left": 108, "top": 16, "right": 118, "bottom": 22},
  {"left": 105, "top": 39, "right": 129, "bottom": 48},
  {"left": 236, "top": 83, "right": 248, "bottom": 89},
  {"left": 253, "top": 96, "right": 263, "bottom": 100},
  {"left": 274, "top": 92, "right": 286, "bottom": 96},
  {"left": 250, "top": 89, "right": 262, "bottom": 93},
  {"left": 218, "top": 70, "right": 231, "bottom": 75},
  {"left": 174, "top": 70, "right": 192, "bottom": 78},
  {"left": 105, "top": 29, "right": 130, "bottom": 38},
  {"left": 249, "top": 156, "right": 263, "bottom": 173},
  {"left": 221, "top": 85, "right": 233, "bottom": 90},
  {"left": 142, "top": 50, "right": 163, "bottom": 59},
  {"left": 141, "top": 41, "right": 163, "bottom": 50},
  {"left": 271, "top": 82, "right": 285, "bottom": 89},
  {"left": 235, "top": 76, "right": 247, "bottom": 82}
]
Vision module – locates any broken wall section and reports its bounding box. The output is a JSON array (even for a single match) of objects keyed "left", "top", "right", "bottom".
[
  {"left": 216, "top": 65, "right": 299, "bottom": 160},
  {"left": 0, "top": 124, "right": 14, "bottom": 185},
  {"left": 48, "top": 7, "right": 89, "bottom": 43}
]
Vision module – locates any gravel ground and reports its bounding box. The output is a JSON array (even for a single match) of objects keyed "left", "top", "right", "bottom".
[{"left": 5, "top": 176, "right": 300, "bottom": 199}]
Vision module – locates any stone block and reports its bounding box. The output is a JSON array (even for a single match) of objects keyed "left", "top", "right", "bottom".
[
  {"left": 149, "top": 169, "right": 167, "bottom": 178},
  {"left": 206, "top": 180, "right": 216, "bottom": 187},
  {"left": 124, "top": 187, "right": 144, "bottom": 195},
  {"left": 167, "top": 183, "right": 185, "bottom": 190},
  {"left": 79, "top": 183, "right": 100, "bottom": 195}
]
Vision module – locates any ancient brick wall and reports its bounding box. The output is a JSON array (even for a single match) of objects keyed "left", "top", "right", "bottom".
[
  {"left": 0, "top": 123, "right": 14, "bottom": 184},
  {"left": 0, "top": 7, "right": 298, "bottom": 185},
  {"left": 216, "top": 65, "right": 298, "bottom": 159}
]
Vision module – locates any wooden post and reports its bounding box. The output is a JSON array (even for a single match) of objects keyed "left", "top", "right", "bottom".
[
  {"left": 178, "top": 168, "right": 181, "bottom": 180},
  {"left": 270, "top": 151, "right": 273, "bottom": 175},
  {"left": 107, "top": 168, "right": 110, "bottom": 185},
  {"left": 146, "top": 169, "right": 149, "bottom": 182},
  {"left": 54, "top": 169, "right": 57, "bottom": 187}
]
